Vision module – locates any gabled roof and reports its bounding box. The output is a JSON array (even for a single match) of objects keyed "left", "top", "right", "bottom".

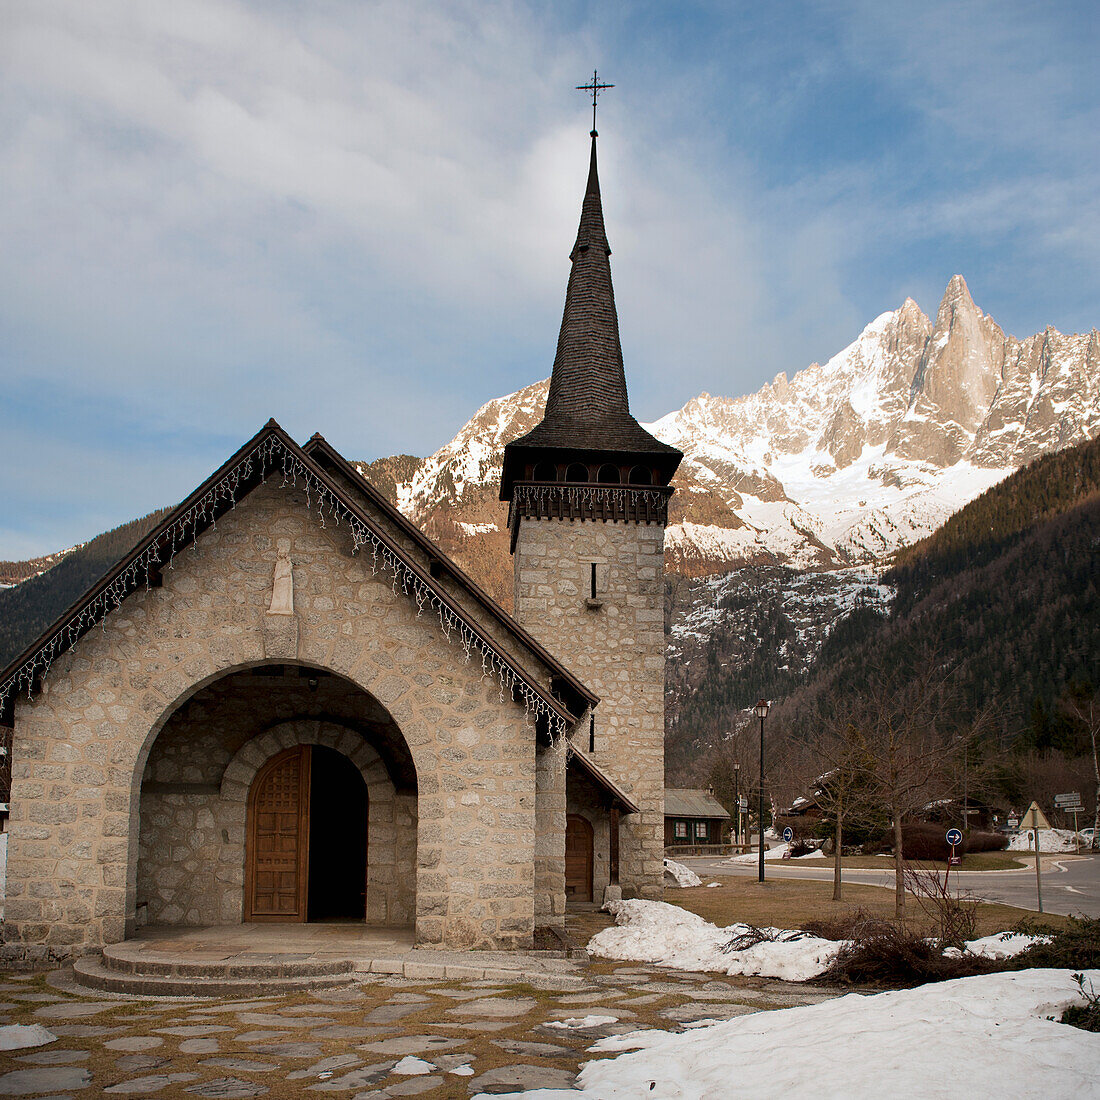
[
  {"left": 664, "top": 788, "right": 731, "bottom": 820},
  {"left": 0, "top": 421, "right": 596, "bottom": 739},
  {"left": 501, "top": 133, "right": 681, "bottom": 498}
]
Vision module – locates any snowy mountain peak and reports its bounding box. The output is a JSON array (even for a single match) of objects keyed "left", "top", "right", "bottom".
[{"left": 364, "top": 277, "right": 1099, "bottom": 597}]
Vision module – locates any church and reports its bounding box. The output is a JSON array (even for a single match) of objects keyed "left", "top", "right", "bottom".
[{"left": 0, "top": 127, "right": 682, "bottom": 963}]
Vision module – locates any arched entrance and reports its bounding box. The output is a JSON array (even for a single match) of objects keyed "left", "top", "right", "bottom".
[
  {"left": 565, "top": 814, "right": 594, "bottom": 902},
  {"left": 244, "top": 745, "right": 368, "bottom": 922},
  {"left": 135, "top": 663, "right": 416, "bottom": 930}
]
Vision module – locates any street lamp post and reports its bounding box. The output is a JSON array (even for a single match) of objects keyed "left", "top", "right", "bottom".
[
  {"left": 754, "top": 700, "right": 770, "bottom": 883},
  {"left": 733, "top": 762, "right": 741, "bottom": 847}
]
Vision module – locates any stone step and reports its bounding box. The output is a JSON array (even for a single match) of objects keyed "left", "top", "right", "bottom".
[
  {"left": 99, "top": 943, "right": 355, "bottom": 980},
  {"left": 72, "top": 955, "right": 356, "bottom": 998}
]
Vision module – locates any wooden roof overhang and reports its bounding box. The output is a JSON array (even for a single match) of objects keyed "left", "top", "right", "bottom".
[
  {"left": 567, "top": 742, "right": 639, "bottom": 815},
  {"left": 0, "top": 421, "right": 596, "bottom": 742}
]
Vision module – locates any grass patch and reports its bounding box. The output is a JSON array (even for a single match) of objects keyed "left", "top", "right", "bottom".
[
  {"left": 834, "top": 852, "right": 1027, "bottom": 871},
  {"left": 660, "top": 877, "right": 1066, "bottom": 940}
]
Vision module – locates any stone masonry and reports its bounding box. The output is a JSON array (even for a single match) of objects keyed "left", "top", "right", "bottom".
[
  {"left": 512, "top": 516, "right": 666, "bottom": 899},
  {"left": 3, "top": 478, "right": 561, "bottom": 962}
]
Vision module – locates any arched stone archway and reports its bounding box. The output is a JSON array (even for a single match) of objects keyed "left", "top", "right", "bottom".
[{"left": 136, "top": 682, "right": 417, "bottom": 930}]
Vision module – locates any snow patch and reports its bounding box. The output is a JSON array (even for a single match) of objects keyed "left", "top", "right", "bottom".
[
  {"left": 0, "top": 1024, "right": 56, "bottom": 1051},
  {"left": 587, "top": 900, "right": 842, "bottom": 982},
  {"left": 481, "top": 969, "right": 1100, "bottom": 1099},
  {"left": 946, "top": 932, "right": 1053, "bottom": 961},
  {"left": 392, "top": 1056, "right": 435, "bottom": 1075},
  {"left": 662, "top": 858, "right": 703, "bottom": 888},
  {"left": 545, "top": 1015, "right": 619, "bottom": 1030},
  {"left": 1008, "top": 828, "right": 1081, "bottom": 853},
  {"left": 727, "top": 844, "right": 825, "bottom": 863}
]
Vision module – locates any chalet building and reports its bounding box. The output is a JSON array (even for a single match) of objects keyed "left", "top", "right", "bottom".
[
  {"left": 664, "top": 788, "right": 731, "bottom": 851},
  {"left": 0, "top": 128, "right": 681, "bottom": 963}
]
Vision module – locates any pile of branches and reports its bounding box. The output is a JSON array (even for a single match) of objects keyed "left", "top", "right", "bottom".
[{"left": 721, "top": 925, "right": 815, "bottom": 953}]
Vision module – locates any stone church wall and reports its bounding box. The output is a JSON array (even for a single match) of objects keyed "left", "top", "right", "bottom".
[
  {"left": 513, "top": 516, "right": 666, "bottom": 899},
  {"left": 3, "top": 479, "right": 548, "bottom": 962},
  {"left": 534, "top": 742, "right": 566, "bottom": 925}
]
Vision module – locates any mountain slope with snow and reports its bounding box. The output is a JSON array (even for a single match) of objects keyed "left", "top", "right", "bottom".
[{"left": 361, "top": 276, "right": 1099, "bottom": 602}]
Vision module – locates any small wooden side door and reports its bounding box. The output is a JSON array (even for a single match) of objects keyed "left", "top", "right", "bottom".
[
  {"left": 244, "top": 746, "right": 311, "bottom": 921},
  {"left": 565, "top": 813, "right": 594, "bottom": 902}
]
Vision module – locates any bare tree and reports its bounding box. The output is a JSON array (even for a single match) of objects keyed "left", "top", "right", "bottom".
[
  {"left": 847, "top": 655, "right": 983, "bottom": 917},
  {"left": 776, "top": 691, "right": 880, "bottom": 901},
  {"left": 1058, "top": 690, "right": 1100, "bottom": 844}
]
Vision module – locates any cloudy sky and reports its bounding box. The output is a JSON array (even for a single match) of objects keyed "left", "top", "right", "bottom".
[{"left": 2, "top": 0, "right": 1098, "bottom": 557}]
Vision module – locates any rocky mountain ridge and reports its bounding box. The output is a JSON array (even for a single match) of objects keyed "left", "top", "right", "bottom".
[{"left": 356, "top": 276, "right": 1100, "bottom": 607}]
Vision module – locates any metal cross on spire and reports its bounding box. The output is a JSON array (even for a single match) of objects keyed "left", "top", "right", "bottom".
[{"left": 576, "top": 69, "right": 614, "bottom": 134}]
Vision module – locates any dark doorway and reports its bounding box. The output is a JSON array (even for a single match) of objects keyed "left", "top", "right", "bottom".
[
  {"left": 307, "top": 746, "right": 368, "bottom": 921},
  {"left": 565, "top": 814, "right": 594, "bottom": 902}
]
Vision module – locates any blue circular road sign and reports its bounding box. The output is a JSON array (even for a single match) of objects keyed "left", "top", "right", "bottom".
[
  {"left": 946, "top": 828, "right": 963, "bottom": 846},
  {"left": 783, "top": 826, "right": 794, "bottom": 842}
]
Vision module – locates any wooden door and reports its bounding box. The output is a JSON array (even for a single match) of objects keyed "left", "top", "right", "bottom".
[
  {"left": 245, "top": 746, "right": 311, "bottom": 921},
  {"left": 565, "top": 814, "right": 593, "bottom": 902}
]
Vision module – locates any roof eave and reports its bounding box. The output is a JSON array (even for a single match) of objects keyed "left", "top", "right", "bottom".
[
  {"left": 567, "top": 743, "right": 639, "bottom": 815},
  {"left": 302, "top": 435, "right": 598, "bottom": 719}
]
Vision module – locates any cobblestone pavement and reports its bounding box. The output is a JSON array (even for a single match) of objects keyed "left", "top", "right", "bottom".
[{"left": 0, "top": 961, "right": 840, "bottom": 1098}]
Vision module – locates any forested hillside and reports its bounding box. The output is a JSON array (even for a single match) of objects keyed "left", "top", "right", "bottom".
[
  {"left": 886, "top": 433, "right": 1100, "bottom": 611},
  {"left": 0, "top": 510, "right": 170, "bottom": 668},
  {"left": 790, "top": 434, "right": 1100, "bottom": 746}
]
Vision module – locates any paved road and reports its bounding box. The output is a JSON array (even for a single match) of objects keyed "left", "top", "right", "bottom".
[{"left": 681, "top": 851, "right": 1100, "bottom": 918}]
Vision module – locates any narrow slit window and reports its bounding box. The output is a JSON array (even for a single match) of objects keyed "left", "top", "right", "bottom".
[
  {"left": 590, "top": 562, "right": 597, "bottom": 599},
  {"left": 589, "top": 714, "right": 595, "bottom": 753}
]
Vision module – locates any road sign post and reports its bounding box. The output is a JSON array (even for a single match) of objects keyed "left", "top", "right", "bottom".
[
  {"left": 945, "top": 828, "right": 963, "bottom": 886},
  {"left": 1019, "top": 802, "right": 1050, "bottom": 914},
  {"left": 1054, "top": 793, "right": 1084, "bottom": 851}
]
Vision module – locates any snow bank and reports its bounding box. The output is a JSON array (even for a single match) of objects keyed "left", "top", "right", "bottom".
[
  {"left": 662, "top": 858, "right": 703, "bottom": 888},
  {"left": 587, "top": 900, "right": 842, "bottom": 982},
  {"left": 477, "top": 970, "right": 1100, "bottom": 1100},
  {"left": 726, "top": 844, "right": 825, "bottom": 864},
  {"left": 0, "top": 1024, "right": 56, "bottom": 1051},
  {"left": 1008, "top": 828, "right": 1080, "bottom": 853},
  {"left": 946, "top": 931, "right": 1053, "bottom": 961}
]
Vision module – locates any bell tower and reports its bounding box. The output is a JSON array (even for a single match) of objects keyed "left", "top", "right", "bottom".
[{"left": 500, "top": 129, "right": 681, "bottom": 899}]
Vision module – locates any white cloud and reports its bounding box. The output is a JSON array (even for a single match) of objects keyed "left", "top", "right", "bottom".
[{"left": 0, "top": 0, "right": 1095, "bottom": 555}]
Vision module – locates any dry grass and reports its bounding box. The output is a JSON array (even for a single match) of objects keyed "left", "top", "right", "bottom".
[
  {"left": 655, "top": 878, "right": 1071, "bottom": 939},
  {"left": 835, "top": 852, "right": 1027, "bottom": 871}
]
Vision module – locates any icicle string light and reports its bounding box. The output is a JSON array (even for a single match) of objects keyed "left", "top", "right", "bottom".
[{"left": 0, "top": 434, "right": 570, "bottom": 744}]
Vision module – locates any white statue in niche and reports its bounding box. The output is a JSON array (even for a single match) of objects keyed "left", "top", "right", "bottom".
[{"left": 269, "top": 543, "right": 294, "bottom": 615}]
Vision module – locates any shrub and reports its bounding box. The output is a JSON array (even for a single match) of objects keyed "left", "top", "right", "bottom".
[
  {"left": 964, "top": 829, "right": 1009, "bottom": 853},
  {"left": 900, "top": 822, "right": 954, "bottom": 860},
  {"left": 721, "top": 925, "right": 813, "bottom": 952},
  {"left": 904, "top": 864, "right": 977, "bottom": 949},
  {"left": 897, "top": 823, "right": 1007, "bottom": 860},
  {"left": 1062, "top": 974, "right": 1100, "bottom": 1033},
  {"left": 821, "top": 922, "right": 996, "bottom": 987},
  {"left": 1007, "top": 916, "right": 1100, "bottom": 971},
  {"left": 803, "top": 909, "right": 894, "bottom": 942}
]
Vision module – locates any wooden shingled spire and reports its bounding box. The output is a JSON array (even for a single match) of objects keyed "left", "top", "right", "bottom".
[{"left": 501, "top": 129, "right": 681, "bottom": 501}]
